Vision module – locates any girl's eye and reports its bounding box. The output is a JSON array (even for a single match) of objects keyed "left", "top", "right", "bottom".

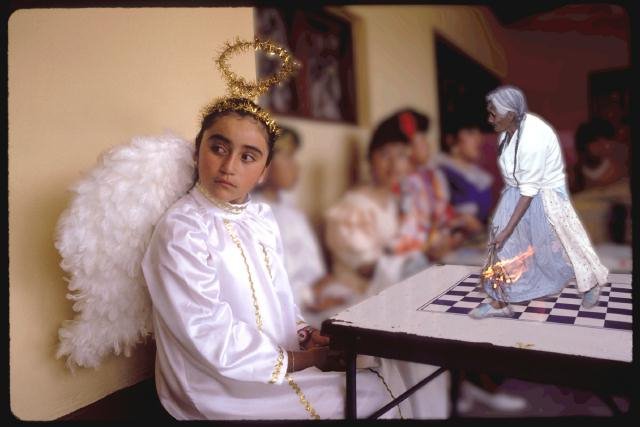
[
  {"left": 211, "top": 144, "right": 227, "bottom": 155},
  {"left": 242, "top": 153, "right": 256, "bottom": 162}
]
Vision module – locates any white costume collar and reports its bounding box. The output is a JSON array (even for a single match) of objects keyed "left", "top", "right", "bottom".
[{"left": 194, "top": 181, "right": 250, "bottom": 216}]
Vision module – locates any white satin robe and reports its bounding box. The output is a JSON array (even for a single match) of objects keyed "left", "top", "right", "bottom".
[{"left": 141, "top": 187, "right": 448, "bottom": 420}]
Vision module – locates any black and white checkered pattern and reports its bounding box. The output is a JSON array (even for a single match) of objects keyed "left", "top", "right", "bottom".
[{"left": 418, "top": 274, "right": 632, "bottom": 331}]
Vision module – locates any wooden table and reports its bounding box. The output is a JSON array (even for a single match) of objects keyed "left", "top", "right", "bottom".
[{"left": 321, "top": 264, "right": 633, "bottom": 419}]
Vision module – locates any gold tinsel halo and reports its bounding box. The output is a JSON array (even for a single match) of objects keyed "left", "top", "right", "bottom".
[
  {"left": 200, "top": 96, "right": 281, "bottom": 141},
  {"left": 216, "top": 37, "right": 299, "bottom": 99},
  {"left": 199, "top": 37, "right": 299, "bottom": 142}
]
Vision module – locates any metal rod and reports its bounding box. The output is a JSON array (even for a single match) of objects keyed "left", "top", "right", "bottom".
[
  {"left": 345, "top": 346, "right": 357, "bottom": 420},
  {"left": 367, "top": 367, "right": 447, "bottom": 419},
  {"left": 597, "top": 392, "right": 623, "bottom": 416},
  {"left": 449, "top": 368, "right": 461, "bottom": 418}
]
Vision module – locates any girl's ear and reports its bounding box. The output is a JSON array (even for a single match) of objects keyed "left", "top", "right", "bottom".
[
  {"left": 257, "top": 167, "right": 268, "bottom": 185},
  {"left": 193, "top": 153, "right": 199, "bottom": 178}
]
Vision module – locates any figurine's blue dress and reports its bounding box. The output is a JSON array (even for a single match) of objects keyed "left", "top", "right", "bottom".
[{"left": 484, "top": 114, "right": 575, "bottom": 303}]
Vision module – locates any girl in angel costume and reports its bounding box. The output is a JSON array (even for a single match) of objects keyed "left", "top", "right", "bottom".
[
  {"left": 55, "top": 38, "right": 448, "bottom": 420},
  {"left": 469, "top": 85, "right": 609, "bottom": 319}
]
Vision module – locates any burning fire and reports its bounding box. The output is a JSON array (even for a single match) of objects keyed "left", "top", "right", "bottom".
[{"left": 482, "top": 245, "right": 535, "bottom": 288}]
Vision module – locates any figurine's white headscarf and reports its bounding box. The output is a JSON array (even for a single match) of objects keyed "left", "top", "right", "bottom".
[{"left": 486, "top": 85, "right": 528, "bottom": 121}]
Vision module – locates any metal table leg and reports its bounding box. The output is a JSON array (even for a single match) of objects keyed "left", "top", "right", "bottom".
[
  {"left": 367, "top": 367, "right": 447, "bottom": 419},
  {"left": 345, "top": 345, "right": 357, "bottom": 419},
  {"left": 449, "top": 368, "right": 461, "bottom": 418},
  {"left": 597, "top": 392, "right": 623, "bottom": 416}
]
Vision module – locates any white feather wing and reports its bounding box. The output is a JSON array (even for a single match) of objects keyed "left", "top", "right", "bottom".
[{"left": 54, "top": 133, "right": 195, "bottom": 369}]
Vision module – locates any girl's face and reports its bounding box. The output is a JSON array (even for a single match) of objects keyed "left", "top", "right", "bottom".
[
  {"left": 587, "top": 137, "right": 614, "bottom": 159},
  {"left": 410, "top": 132, "right": 430, "bottom": 166},
  {"left": 487, "top": 102, "right": 515, "bottom": 134},
  {"left": 370, "top": 141, "right": 412, "bottom": 190},
  {"left": 455, "top": 128, "right": 483, "bottom": 162},
  {"left": 196, "top": 114, "right": 270, "bottom": 204}
]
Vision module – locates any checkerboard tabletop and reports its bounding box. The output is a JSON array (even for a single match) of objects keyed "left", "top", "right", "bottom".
[{"left": 418, "top": 274, "right": 632, "bottom": 331}]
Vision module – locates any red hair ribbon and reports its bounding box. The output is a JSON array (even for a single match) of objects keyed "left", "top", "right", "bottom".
[{"left": 398, "top": 111, "right": 417, "bottom": 140}]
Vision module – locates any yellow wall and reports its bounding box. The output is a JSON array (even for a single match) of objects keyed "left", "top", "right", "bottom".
[
  {"left": 348, "top": 5, "right": 507, "bottom": 129},
  {"left": 8, "top": 8, "right": 256, "bottom": 420},
  {"left": 289, "top": 5, "right": 506, "bottom": 225}
]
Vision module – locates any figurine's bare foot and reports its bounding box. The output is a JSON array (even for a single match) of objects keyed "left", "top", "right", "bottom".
[
  {"left": 581, "top": 285, "right": 601, "bottom": 309},
  {"left": 469, "top": 303, "right": 514, "bottom": 319}
]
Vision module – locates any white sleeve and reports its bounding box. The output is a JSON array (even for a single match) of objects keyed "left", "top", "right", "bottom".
[
  {"left": 324, "top": 193, "right": 381, "bottom": 270},
  {"left": 277, "top": 208, "right": 325, "bottom": 307},
  {"left": 515, "top": 132, "right": 548, "bottom": 197},
  {"left": 142, "top": 210, "right": 287, "bottom": 385},
  {"left": 297, "top": 215, "right": 327, "bottom": 282},
  {"left": 433, "top": 168, "right": 451, "bottom": 203}
]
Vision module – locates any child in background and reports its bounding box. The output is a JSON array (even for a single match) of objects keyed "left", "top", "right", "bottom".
[
  {"left": 253, "top": 126, "right": 343, "bottom": 316},
  {"left": 438, "top": 117, "right": 494, "bottom": 224},
  {"left": 252, "top": 127, "right": 322, "bottom": 308},
  {"left": 398, "top": 109, "right": 483, "bottom": 261},
  {"left": 323, "top": 113, "right": 430, "bottom": 304},
  {"left": 571, "top": 117, "right": 628, "bottom": 193},
  {"left": 570, "top": 118, "right": 631, "bottom": 244}
]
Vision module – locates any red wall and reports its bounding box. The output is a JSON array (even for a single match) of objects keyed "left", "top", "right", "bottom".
[
  {"left": 480, "top": 8, "right": 629, "bottom": 172},
  {"left": 501, "top": 29, "right": 629, "bottom": 133}
]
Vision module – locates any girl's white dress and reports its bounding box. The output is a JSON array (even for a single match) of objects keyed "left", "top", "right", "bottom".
[{"left": 141, "top": 186, "right": 447, "bottom": 420}]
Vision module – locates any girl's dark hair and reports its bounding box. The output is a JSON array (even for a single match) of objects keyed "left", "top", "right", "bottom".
[
  {"left": 276, "top": 126, "right": 301, "bottom": 150},
  {"left": 405, "top": 108, "right": 430, "bottom": 132},
  {"left": 368, "top": 116, "right": 410, "bottom": 160},
  {"left": 368, "top": 109, "right": 429, "bottom": 160},
  {"left": 195, "top": 106, "right": 277, "bottom": 166},
  {"left": 442, "top": 116, "right": 482, "bottom": 153},
  {"left": 574, "top": 118, "right": 615, "bottom": 155}
]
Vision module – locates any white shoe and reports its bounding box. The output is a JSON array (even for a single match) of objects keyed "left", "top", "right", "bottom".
[
  {"left": 483, "top": 392, "right": 527, "bottom": 412},
  {"left": 462, "top": 382, "right": 527, "bottom": 412},
  {"left": 468, "top": 303, "right": 514, "bottom": 319},
  {"left": 456, "top": 395, "right": 474, "bottom": 413},
  {"left": 581, "top": 285, "right": 601, "bottom": 309}
]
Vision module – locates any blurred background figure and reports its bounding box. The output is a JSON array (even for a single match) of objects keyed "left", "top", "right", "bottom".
[
  {"left": 570, "top": 118, "right": 631, "bottom": 245},
  {"left": 438, "top": 117, "right": 494, "bottom": 225},
  {"left": 323, "top": 112, "right": 430, "bottom": 310},
  {"left": 253, "top": 127, "right": 338, "bottom": 316},
  {"left": 398, "top": 108, "right": 484, "bottom": 261},
  {"left": 571, "top": 117, "right": 628, "bottom": 193}
]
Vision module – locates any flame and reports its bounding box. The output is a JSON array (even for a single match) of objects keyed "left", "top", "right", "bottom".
[{"left": 482, "top": 245, "right": 535, "bottom": 287}]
